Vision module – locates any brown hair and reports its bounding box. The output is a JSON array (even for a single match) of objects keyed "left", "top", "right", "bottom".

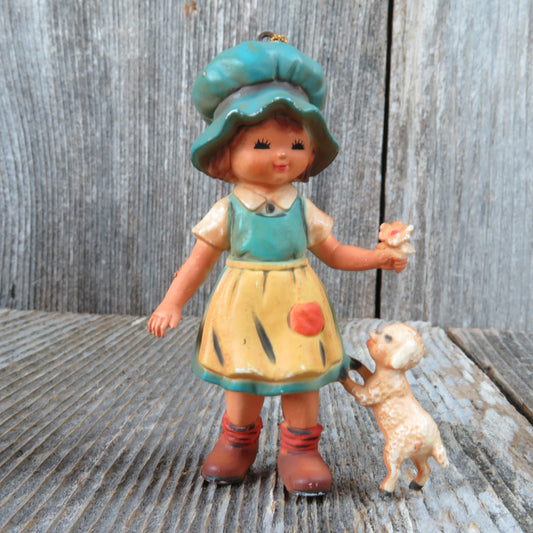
[{"left": 207, "top": 114, "right": 314, "bottom": 182}]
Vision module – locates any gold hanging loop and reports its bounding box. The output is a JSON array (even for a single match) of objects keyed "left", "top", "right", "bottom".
[{"left": 257, "top": 31, "right": 288, "bottom": 43}]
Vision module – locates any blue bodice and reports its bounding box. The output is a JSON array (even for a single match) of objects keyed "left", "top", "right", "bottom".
[{"left": 228, "top": 194, "right": 308, "bottom": 262}]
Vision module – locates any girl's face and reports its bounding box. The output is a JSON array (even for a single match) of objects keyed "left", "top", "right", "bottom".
[{"left": 229, "top": 118, "right": 314, "bottom": 192}]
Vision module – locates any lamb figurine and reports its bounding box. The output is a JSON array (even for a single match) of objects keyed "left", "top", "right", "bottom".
[{"left": 343, "top": 323, "right": 449, "bottom": 493}]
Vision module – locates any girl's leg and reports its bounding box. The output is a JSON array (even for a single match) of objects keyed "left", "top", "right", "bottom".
[
  {"left": 281, "top": 390, "right": 319, "bottom": 427},
  {"left": 201, "top": 390, "right": 264, "bottom": 484},
  {"left": 225, "top": 390, "right": 264, "bottom": 425},
  {"left": 278, "top": 390, "right": 331, "bottom": 496}
]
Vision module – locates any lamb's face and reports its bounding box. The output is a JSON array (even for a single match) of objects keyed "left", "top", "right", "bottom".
[{"left": 367, "top": 324, "right": 424, "bottom": 370}]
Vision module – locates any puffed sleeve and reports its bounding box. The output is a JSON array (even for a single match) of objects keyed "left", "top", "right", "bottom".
[
  {"left": 191, "top": 196, "right": 230, "bottom": 250},
  {"left": 304, "top": 198, "right": 334, "bottom": 247}
]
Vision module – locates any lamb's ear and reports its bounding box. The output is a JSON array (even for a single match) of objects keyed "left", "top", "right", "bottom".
[{"left": 390, "top": 338, "right": 423, "bottom": 370}]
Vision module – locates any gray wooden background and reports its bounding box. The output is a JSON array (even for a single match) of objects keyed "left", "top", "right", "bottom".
[{"left": 0, "top": 0, "right": 531, "bottom": 330}]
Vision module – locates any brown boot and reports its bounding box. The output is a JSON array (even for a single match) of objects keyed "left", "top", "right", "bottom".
[
  {"left": 201, "top": 413, "right": 263, "bottom": 484},
  {"left": 278, "top": 421, "right": 332, "bottom": 496}
]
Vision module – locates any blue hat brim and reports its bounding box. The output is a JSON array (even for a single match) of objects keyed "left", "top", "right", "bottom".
[{"left": 191, "top": 87, "right": 338, "bottom": 177}]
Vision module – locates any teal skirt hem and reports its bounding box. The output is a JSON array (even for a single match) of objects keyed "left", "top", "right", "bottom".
[{"left": 191, "top": 353, "right": 350, "bottom": 396}]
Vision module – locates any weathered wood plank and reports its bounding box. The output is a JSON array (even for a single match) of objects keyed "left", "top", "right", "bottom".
[
  {"left": 381, "top": 0, "right": 533, "bottom": 329},
  {"left": 448, "top": 328, "right": 533, "bottom": 425},
  {"left": 0, "top": 0, "right": 388, "bottom": 321},
  {"left": 0, "top": 309, "right": 532, "bottom": 532},
  {"left": 1, "top": 1, "right": 532, "bottom": 330}
]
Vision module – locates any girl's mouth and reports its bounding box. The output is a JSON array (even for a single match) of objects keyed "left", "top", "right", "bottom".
[{"left": 273, "top": 164, "right": 288, "bottom": 171}]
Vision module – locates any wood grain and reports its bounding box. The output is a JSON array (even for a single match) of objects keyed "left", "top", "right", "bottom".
[
  {"left": 0, "top": 0, "right": 388, "bottom": 320},
  {"left": 1, "top": 1, "right": 531, "bottom": 329},
  {"left": 448, "top": 328, "right": 533, "bottom": 425},
  {"left": 1, "top": 309, "right": 532, "bottom": 531},
  {"left": 381, "top": 0, "right": 533, "bottom": 329}
]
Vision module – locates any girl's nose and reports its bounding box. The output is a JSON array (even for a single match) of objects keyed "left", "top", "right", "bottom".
[{"left": 278, "top": 151, "right": 287, "bottom": 159}]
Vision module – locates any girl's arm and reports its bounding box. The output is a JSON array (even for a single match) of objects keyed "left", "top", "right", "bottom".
[
  {"left": 147, "top": 239, "right": 222, "bottom": 337},
  {"left": 310, "top": 234, "right": 408, "bottom": 273}
]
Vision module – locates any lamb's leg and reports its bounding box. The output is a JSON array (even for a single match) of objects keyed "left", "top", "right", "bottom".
[
  {"left": 349, "top": 358, "right": 373, "bottom": 381},
  {"left": 409, "top": 457, "right": 431, "bottom": 490},
  {"left": 380, "top": 449, "right": 403, "bottom": 493}
]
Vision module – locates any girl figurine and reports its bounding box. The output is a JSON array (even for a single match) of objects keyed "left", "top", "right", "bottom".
[{"left": 148, "top": 35, "right": 408, "bottom": 496}]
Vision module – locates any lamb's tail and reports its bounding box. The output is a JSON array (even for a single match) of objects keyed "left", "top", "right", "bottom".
[{"left": 432, "top": 437, "right": 449, "bottom": 468}]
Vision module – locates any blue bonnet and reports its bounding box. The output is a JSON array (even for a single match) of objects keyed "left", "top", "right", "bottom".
[{"left": 191, "top": 38, "right": 338, "bottom": 177}]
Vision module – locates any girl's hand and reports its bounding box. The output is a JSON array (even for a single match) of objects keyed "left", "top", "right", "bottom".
[
  {"left": 147, "top": 305, "right": 182, "bottom": 337},
  {"left": 147, "top": 240, "right": 222, "bottom": 339},
  {"left": 376, "top": 249, "right": 408, "bottom": 273}
]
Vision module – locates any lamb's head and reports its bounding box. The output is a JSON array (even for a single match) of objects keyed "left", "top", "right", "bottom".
[{"left": 367, "top": 324, "right": 424, "bottom": 371}]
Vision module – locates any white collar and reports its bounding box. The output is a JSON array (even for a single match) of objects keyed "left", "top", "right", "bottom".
[{"left": 233, "top": 184, "right": 298, "bottom": 211}]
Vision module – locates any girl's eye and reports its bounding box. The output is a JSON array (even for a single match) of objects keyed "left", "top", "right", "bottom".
[
  {"left": 254, "top": 138, "right": 271, "bottom": 149},
  {"left": 292, "top": 139, "right": 305, "bottom": 150}
]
